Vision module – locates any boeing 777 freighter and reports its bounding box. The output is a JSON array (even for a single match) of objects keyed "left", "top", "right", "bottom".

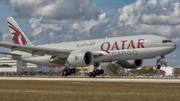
[{"left": 0, "top": 17, "right": 176, "bottom": 77}]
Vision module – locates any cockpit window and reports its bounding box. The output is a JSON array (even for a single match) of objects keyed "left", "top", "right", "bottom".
[
  {"left": 162, "top": 40, "right": 172, "bottom": 43},
  {"left": 168, "top": 40, "right": 172, "bottom": 42}
]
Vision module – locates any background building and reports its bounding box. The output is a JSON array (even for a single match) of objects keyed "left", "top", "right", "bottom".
[
  {"left": 160, "top": 66, "right": 173, "bottom": 76},
  {"left": 0, "top": 57, "right": 37, "bottom": 68}
]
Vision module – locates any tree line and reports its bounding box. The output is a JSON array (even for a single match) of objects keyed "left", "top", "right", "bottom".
[{"left": 106, "top": 62, "right": 166, "bottom": 76}]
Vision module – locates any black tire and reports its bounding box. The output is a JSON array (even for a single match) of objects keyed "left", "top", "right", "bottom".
[
  {"left": 71, "top": 68, "right": 76, "bottom": 73},
  {"left": 92, "top": 71, "right": 96, "bottom": 77},
  {"left": 96, "top": 69, "right": 100, "bottom": 75},
  {"left": 64, "top": 70, "right": 68, "bottom": 76},
  {"left": 100, "top": 69, "right": 104, "bottom": 74},
  {"left": 157, "top": 65, "right": 161, "bottom": 69},
  {"left": 88, "top": 72, "right": 92, "bottom": 77},
  {"left": 61, "top": 72, "right": 64, "bottom": 76},
  {"left": 67, "top": 69, "right": 72, "bottom": 75}
]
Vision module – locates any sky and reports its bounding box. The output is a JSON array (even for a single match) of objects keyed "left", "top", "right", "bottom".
[{"left": 0, "top": 0, "right": 180, "bottom": 66}]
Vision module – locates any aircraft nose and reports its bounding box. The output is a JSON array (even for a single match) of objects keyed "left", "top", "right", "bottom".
[{"left": 172, "top": 42, "right": 177, "bottom": 50}]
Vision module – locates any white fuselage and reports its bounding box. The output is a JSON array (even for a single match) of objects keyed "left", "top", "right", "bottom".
[{"left": 9, "top": 35, "right": 176, "bottom": 66}]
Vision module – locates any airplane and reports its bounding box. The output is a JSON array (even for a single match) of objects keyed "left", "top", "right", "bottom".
[{"left": 0, "top": 17, "right": 177, "bottom": 77}]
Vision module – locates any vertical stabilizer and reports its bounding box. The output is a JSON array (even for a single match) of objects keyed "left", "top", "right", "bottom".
[{"left": 7, "top": 17, "right": 33, "bottom": 46}]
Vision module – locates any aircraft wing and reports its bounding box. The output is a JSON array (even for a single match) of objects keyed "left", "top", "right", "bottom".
[
  {"left": 0, "top": 42, "right": 101, "bottom": 57},
  {"left": 0, "top": 51, "right": 22, "bottom": 56},
  {"left": 0, "top": 42, "right": 70, "bottom": 57}
]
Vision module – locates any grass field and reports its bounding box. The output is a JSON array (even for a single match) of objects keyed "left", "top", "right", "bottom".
[{"left": 0, "top": 80, "right": 179, "bottom": 101}]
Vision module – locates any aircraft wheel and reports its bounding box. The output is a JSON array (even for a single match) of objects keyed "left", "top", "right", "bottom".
[
  {"left": 71, "top": 68, "right": 76, "bottom": 73},
  {"left": 100, "top": 69, "right": 104, "bottom": 74},
  {"left": 88, "top": 72, "right": 92, "bottom": 77},
  {"left": 67, "top": 69, "right": 72, "bottom": 75},
  {"left": 157, "top": 65, "right": 161, "bottom": 69},
  {"left": 64, "top": 70, "right": 68, "bottom": 76},
  {"left": 61, "top": 72, "right": 64, "bottom": 77},
  {"left": 96, "top": 69, "right": 100, "bottom": 75},
  {"left": 92, "top": 71, "right": 96, "bottom": 77}
]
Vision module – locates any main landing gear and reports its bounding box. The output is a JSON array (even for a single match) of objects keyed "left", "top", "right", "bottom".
[
  {"left": 62, "top": 68, "right": 76, "bottom": 77},
  {"left": 155, "top": 56, "right": 164, "bottom": 69},
  {"left": 61, "top": 63, "right": 76, "bottom": 77},
  {"left": 88, "top": 62, "right": 104, "bottom": 77}
]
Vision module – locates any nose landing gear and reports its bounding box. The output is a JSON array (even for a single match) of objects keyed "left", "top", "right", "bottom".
[{"left": 155, "top": 56, "right": 164, "bottom": 69}]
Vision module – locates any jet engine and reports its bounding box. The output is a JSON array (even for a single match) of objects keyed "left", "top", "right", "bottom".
[
  {"left": 67, "top": 50, "right": 93, "bottom": 67},
  {"left": 117, "top": 60, "right": 143, "bottom": 69}
]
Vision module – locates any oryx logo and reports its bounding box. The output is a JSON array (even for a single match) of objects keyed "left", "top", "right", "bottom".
[
  {"left": 8, "top": 21, "right": 27, "bottom": 45},
  {"left": 74, "top": 55, "right": 78, "bottom": 61}
]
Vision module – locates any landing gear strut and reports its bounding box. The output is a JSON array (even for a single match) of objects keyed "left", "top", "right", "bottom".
[
  {"left": 61, "top": 63, "right": 76, "bottom": 77},
  {"left": 88, "top": 62, "right": 104, "bottom": 77},
  {"left": 155, "top": 56, "right": 164, "bottom": 69}
]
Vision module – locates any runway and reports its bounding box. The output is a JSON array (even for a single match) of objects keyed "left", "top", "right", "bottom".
[{"left": 0, "top": 77, "right": 179, "bottom": 83}]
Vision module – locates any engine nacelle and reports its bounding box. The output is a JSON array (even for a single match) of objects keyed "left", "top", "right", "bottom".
[
  {"left": 67, "top": 50, "right": 93, "bottom": 67},
  {"left": 117, "top": 60, "right": 143, "bottom": 69}
]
